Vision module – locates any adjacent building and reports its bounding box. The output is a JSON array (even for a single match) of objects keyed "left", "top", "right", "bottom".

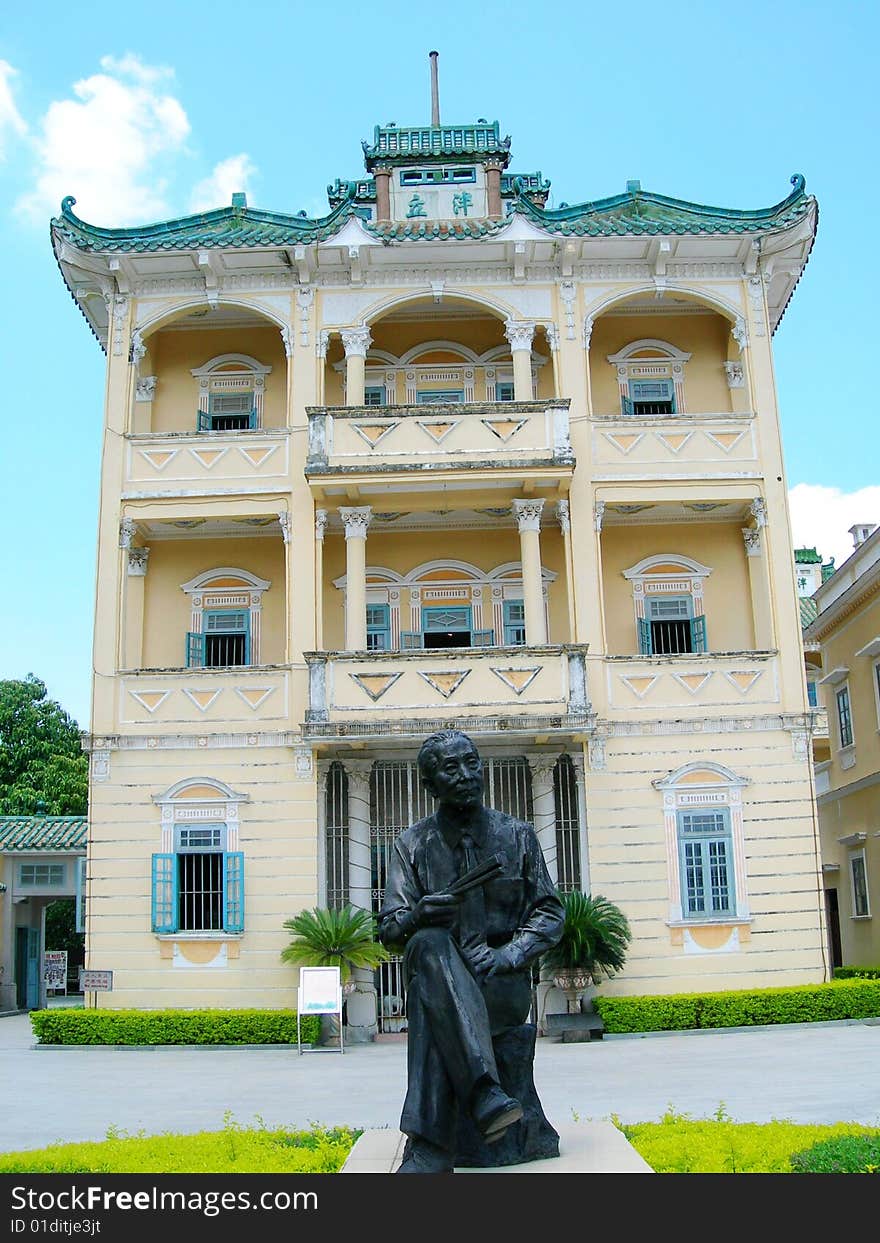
[
  {"left": 805, "top": 523, "right": 880, "bottom": 969},
  {"left": 50, "top": 83, "right": 827, "bottom": 1029}
]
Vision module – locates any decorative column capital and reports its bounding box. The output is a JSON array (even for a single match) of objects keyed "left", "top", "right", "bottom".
[
  {"left": 504, "top": 320, "right": 536, "bottom": 353},
  {"left": 749, "top": 497, "right": 767, "bottom": 528},
  {"left": 135, "top": 375, "right": 157, "bottom": 401},
  {"left": 278, "top": 512, "right": 292, "bottom": 544},
  {"left": 732, "top": 316, "right": 748, "bottom": 353},
  {"left": 484, "top": 157, "right": 506, "bottom": 173},
  {"left": 513, "top": 498, "right": 545, "bottom": 533},
  {"left": 724, "top": 360, "right": 745, "bottom": 389},
  {"left": 556, "top": 499, "right": 570, "bottom": 534},
  {"left": 341, "top": 326, "right": 372, "bottom": 358},
  {"left": 345, "top": 760, "right": 373, "bottom": 797},
  {"left": 594, "top": 500, "right": 606, "bottom": 533},
  {"left": 742, "top": 527, "right": 762, "bottom": 557},
  {"left": 119, "top": 518, "right": 136, "bottom": 549},
  {"left": 545, "top": 322, "right": 560, "bottom": 351},
  {"left": 527, "top": 754, "right": 558, "bottom": 784},
  {"left": 316, "top": 329, "right": 331, "bottom": 359},
  {"left": 127, "top": 547, "right": 150, "bottom": 576},
  {"left": 315, "top": 509, "right": 328, "bottom": 542},
  {"left": 374, "top": 162, "right": 393, "bottom": 176},
  {"left": 582, "top": 316, "right": 593, "bottom": 350},
  {"left": 339, "top": 506, "right": 372, "bottom": 539}
]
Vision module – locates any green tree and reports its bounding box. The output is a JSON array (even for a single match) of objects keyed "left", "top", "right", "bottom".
[{"left": 0, "top": 676, "right": 88, "bottom": 815}]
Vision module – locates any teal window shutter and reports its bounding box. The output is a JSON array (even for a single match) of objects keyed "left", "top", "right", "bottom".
[
  {"left": 496, "top": 381, "right": 515, "bottom": 402},
  {"left": 366, "top": 603, "right": 391, "bottom": 651},
  {"left": 151, "top": 853, "right": 177, "bottom": 933},
  {"left": 400, "top": 630, "right": 423, "bottom": 649},
  {"left": 627, "top": 379, "right": 675, "bottom": 414},
  {"left": 503, "top": 600, "right": 526, "bottom": 645},
  {"left": 472, "top": 628, "right": 495, "bottom": 646},
  {"left": 638, "top": 616, "right": 652, "bottom": 654},
  {"left": 186, "top": 631, "right": 205, "bottom": 668},
  {"left": 363, "top": 386, "right": 386, "bottom": 407},
  {"left": 223, "top": 852, "right": 245, "bottom": 933},
  {"left": 690, "top": 614, "right": 707, "bottom": 653}
]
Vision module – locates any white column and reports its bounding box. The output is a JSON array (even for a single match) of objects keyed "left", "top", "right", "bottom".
[
  {"left": 339, "top": 506, "right": 372, "bottom": 649},
  {"left": 504, "top": 320, "right": 536, "bottom": 401},
  {"left": 743, "top": 509, "right": 774, "bottom": 650},
  {"left": 571, "top": 752, "right": 591, "bottom": 895},
  {"left": 344, "top": 760, "right": 377, "bottom": 1041},
  {"left": 513, "top": 499, "right": 547, "bottom": 644},
  {"left": 316, "top": 761, "right": 330, "bottom": 907},
  {"left": 341, "top": 326, "right": 371, "bottom": 407},
  {"left": 315, "top": 509, "right": 327, "bottom": 652},
  {"left": 528, "top": 755, "right": 558, "bottom": 885}
]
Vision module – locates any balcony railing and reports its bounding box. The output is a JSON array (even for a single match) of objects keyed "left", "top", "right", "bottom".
[
  {"left": 303, "top": 644, "right": 590, "bottom": 740},
  {"left": 118, "top": 666, "right": 291, "bottom": 731},
  {"left": 590, "top": 412, "right": 757, "bottom": 477},
  {"left": 305, "top": 399, "right": 574, "bottom": 478},
  {"left": 600, "top": 651, "right": 779, "bottom": 715},
  {"left": 123, "top": 428, "right": 289, "bottom": 495}
]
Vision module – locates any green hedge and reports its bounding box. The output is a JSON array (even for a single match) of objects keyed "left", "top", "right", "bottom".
[
  {"left": 593, "top": 979, "right": 880, "bottom": 1034},
  {"left": 790, "top": 1133, "right": 880, "bottom": 1174},
  {"left": 30, "top": 1008, "right": 321, "bottom": 1046},
  {"left": 834, "top": 966, "right": 880, "bottom": 980}
]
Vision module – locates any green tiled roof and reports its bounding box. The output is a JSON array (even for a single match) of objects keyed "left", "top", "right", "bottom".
[
  {"left": 362, "top": 121, "right": 511, "bottom": 168},
  {"left": 794, "top": 547, "right": 822, "bottom": 563},
  {"left": 512, "top": 175, "right": 812, "bottom": 237},
  {"left": 52, "top": 174, "right": 813, "bottom": 255},
  {"left": 0, "top": 817, "right": 87, "bottom": 851},
  {"left": 799, "top": 597, "right": 819, "bottom": 628}
]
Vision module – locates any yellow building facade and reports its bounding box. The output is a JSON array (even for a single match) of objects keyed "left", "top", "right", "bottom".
[
  {"left": 51, "top": 104, "right": 827, "bottom": 1030},
  {"left": 805, "top": 525, "right": 880, "bottom": 968}
]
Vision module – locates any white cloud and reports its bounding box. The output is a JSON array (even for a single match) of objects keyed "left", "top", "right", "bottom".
[
  {"left": 17, "top": 53, "right": 190, "bottom": 225},
  {"left": 0, "top": 61, "right": 28, "bottom": 156},
  {"left": 189, "top": 154, "right": 258, "bottom": 213},
  {"left": 788, "top": 483, "right": 880, "bottom": 569}
]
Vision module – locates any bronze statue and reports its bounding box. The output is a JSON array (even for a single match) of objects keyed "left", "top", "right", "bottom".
[{"left": 379, "top": 729, "right": 565, "bottom": 1173}]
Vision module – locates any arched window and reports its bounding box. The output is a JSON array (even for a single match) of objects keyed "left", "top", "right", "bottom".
[
  {"left": 654, "top": 762, "right": 751, "bottom": 942},
  {"left": 623, "top": 554, "right": 712, "bottom": 655},
  {"left": 180, "top": 568, "right": 271, "bottom": 667},
  {"left": 190, "top": 354, "right": 272, "bottom": 431},
  {"left": 606, "top": 339, "right": 692, "bottom": 416},
  {"left": 151, "top": 778, "right": 248, "bottom": 938}
]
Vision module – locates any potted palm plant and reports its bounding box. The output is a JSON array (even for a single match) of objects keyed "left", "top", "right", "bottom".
[
  {"left": 281, "top": 904, "right": 389, "bottom": 990},
  {"left": 543, "top": 891, "right": 631, "bottom": 1015}
]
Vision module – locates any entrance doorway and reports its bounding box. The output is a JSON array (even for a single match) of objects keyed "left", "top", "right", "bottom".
[
  {"left": 15, "top": 927, "right": 40, "bottom": 1010},
  {"left": 824, "top": 888, "right": 843, "bottom": 970}
]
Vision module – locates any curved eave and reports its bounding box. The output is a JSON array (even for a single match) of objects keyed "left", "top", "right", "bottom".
[
  {"left": 513, "top": 174, "right": 813, "bottom": 237},
  {"left": 50, "top": 195, "right": 361, "bottom": 254}
]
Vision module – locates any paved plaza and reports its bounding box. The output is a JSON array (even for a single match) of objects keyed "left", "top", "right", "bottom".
[{"left": 2, "top": 1013, "right": 879, "bottom": 1153}]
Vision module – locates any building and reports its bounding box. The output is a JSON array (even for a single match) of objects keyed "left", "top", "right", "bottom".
[
  {"left": 50, "top": 70, "right": 827, "bottom": 1030},
  {"left": 804, "top": 523, "right": 880, "bottom": 969}
]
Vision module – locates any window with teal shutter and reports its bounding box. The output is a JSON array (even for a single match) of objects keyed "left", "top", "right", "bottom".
[
  {"left": 203, "top": 610, "right": 250, "bottom": 667},
  {"left": 638, "top": 597, "right": 706, "bottom": 655},
  {"left": 363, "top": 386, "right": 386, "bottom": 407},
  {"left": 503, "top": 600, "right": 526, "bottom": 645},
  {"left": 622, "top": 379, "right": 675, "bottom": 416},
  {"left": 224, "top": 852, "right": 245, "bottom": 932},
  {"left": 677, "top": 810, "right": 735, "bottom": 918},
  {"left": 186, "top": 631, "right": 205, "bottom": 668},
  {"left": 200, "top": 392, "right": 256, "bottom": 431},
  {"left": 366, "top": 604, "right": 391, "bottom": 651},
  {"left": 151, "top": 853, "right": 177, "bottom": 933},
  {"left": 153, "top": 829, "right": 245, "bottom": 934},
  {"left": 496, "top": 381, "right": 515, "bottom": 402}
]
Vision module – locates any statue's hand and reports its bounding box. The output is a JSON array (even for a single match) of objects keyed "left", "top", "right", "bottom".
[
  {"left": 463, "top": 943, "right": 517, "bottom": 980},
  {"left": 484, "top": 945, "right": 518, "bottom": 977},
  {"left": 412, "top": 892, "right": 460, "bottom": 929}
]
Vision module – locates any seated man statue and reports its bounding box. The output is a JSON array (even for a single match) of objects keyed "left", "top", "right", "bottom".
[{"left": 379, "top": 729, "right": 564, "bottom": 1173}]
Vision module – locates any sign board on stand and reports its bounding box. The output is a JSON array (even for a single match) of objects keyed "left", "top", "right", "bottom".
[
  {"left": 79, "top": 969, "right": 113, "bottom": 992},
  {"left": 43, "top": 951, "right": 67, "bottom": 992},
  {"left": 296, "top": 966, "right": 344, "bottom": 1056}
]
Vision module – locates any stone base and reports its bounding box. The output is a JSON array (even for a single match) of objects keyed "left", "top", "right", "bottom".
[
  {"left": 340, "top": 1122, "right": 653, "bottom": 1174},
  {"left": 453, "top": 1024, "right": 558, "bottom": 1167}
]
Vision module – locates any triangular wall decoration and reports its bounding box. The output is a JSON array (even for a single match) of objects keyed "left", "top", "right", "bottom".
[
  {"left": 352, "top": 422, "right": 399, "bottom": 447},
  {"left": 129, "top": 690, "right": 171, "bottom": 714},
  {"left": 704, "top": 430, "right": 747, "bottom": 453},
  {"left": 672, "top": 672, "right": 713, "bottom": 696},
  {"left": 418, "top": 670, "right": 471, "bottom": 699},
  {"left": 490, "top": 667, "right": 542, "bottom": 696},
  {"left": 620, "top": 675, "right": 659, "bottom": 699},
  {"left": 350, "top": 672, "right": 403, "bottom": 701},
  {"left": 182, "top": 688, "right": 222, "bottom": 712},
  {"left": 417, "top": 420, "right": 460, "bottom": 443},
  {"left": 481, "top": 419, "right": 527, "bottom": 442},
  {"left": 655, "top": 432, "right": 693, "bottom": 454},
  {"left": 189, "top": 447, "right": 229, "bottom": 469},
  {"left": 238, "top": 445, "right": 278, "bottom": 467},
  {"left": 139, "top": 450, "right": 177, "bottom": 471},
  {"left": 234, "top": 686, "right": 276, "bottom": 710},
  {"left": 724, "top": 670, "right": 762, "bottom": 694},
  {"left": 603, "top": 432, "right": 644, "bottom": 455}
]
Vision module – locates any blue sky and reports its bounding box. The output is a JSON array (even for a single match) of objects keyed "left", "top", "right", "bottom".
[{"left": 0, "top": 0, "right": 877, "bottom": 728}]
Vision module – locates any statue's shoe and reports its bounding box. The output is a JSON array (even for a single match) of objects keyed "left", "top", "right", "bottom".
[
  {"left": 396, "top": 1137, "right": 454, "bottom": 1174},
  {"left": 472, "top": 1083, "right": 523, "bottom": 1142}
]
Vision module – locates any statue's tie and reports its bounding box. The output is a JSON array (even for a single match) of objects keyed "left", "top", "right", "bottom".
[{"left": 457, "top": 833, "right": 486, "bottom": 951}]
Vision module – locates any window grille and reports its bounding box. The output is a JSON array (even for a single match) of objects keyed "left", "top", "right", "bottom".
[
  {"left": 553, "top": 755, "right": 581, "bottom": 893},
  {"left": 623, "top": 379, "right": 675, "bottom": 416},
  {"left": 151, "top": 830, "right": 244, "bottom": 934},
  {"left": 638, "top": 598, "right": 706, "bottom": 655},
  {"left": 199, "top": 392, "right": 257, "bottom": 432},
  {"left": 188, "top": 610, "right": 251, "bottom": 668},
  {"left": 325, "top": 762, "right": 350, "bottom": 911}
]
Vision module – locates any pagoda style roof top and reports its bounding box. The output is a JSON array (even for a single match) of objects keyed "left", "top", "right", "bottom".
[
  {"left": 795, "top": 547, "right": 823, "bottom": 564},
  {"left": 52, "top": 174, "right": 814, "bottom": 254},
  {"left": 362, "top": 121, "right": 511, "bottom": 168},
  {"left": 0, "top": 816, "right": 87, "bottom": 851}
]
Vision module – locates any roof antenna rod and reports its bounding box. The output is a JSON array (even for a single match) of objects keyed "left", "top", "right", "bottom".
[{"left": 429, "top": 50, "right": 440, "bottom": 126}]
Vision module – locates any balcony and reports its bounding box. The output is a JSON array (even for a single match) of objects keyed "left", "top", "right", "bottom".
[
  {"left": 123, "top": 428, "right": 290, "bottom": 497},
  {"left": 590, "top": 412, "right": 757, "bottom": 481},
  {"left": 118, "top": 666, "right": 291, "bottom": 732},
  {"left": 303, "top": 644, "right": 591, "bottom": 742},
  {"left": 600, "top": 651, "right": 780, "bottom": 716},
  {"left": 305, "top": 399, "right": 574, "bottom": 487}
]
